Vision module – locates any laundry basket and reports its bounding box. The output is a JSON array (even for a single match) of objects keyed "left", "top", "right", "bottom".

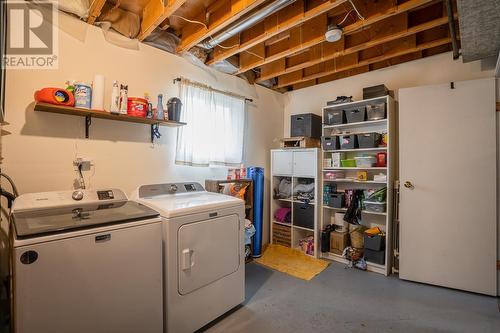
[{"left": 349, "top": 224, "right": 367, "bottom": 249}]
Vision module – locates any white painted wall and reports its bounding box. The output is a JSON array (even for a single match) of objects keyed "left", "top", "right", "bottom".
[
  {"left": 283, "top": 52, "right": 499, "bottom": 294},
  {"left": 1, "top": 13, "right": 284, "bottom": 246}
]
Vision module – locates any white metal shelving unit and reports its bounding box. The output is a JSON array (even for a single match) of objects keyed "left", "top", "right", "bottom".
[
  {"left": 320, "top": 96, "right": 396, "bottom": 276},
  {"left": 270, "top": 148, "right": 321, "bottom": 258}
]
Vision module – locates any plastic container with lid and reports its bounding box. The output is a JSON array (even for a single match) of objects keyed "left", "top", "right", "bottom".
[
  {"left": 363, "top": 200, "right": 386, "bottom": 213},
  {"left": 127, "top": 97, "right": 148, "bottom": 117},
  {"left": 340, "top": 159, "right": 356, "bottom": 167},
  {"left": 355, "top": 156, "right": 376, "bottom": 168}
]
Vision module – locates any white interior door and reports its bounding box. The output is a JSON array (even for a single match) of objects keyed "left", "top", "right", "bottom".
[{"left": 398, "top": 78, "right": 497, "bottom": 295}]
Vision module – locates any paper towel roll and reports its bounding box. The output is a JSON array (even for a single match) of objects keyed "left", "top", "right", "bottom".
[{"left": 91, "top": 74, "right": 105, "bottom": 110}]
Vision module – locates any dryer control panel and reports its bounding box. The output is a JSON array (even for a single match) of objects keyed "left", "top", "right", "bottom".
[{"left": 138, "top": 183, "right": 205, "bottom": 198}]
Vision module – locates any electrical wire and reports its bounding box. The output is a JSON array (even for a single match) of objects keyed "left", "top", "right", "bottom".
[
  {"left": 0, "top": 173, "right": 18, "bottom": 197},
  {"left": 348, "top": 0, "right": 365, "bottom": 20},
  {"left": 338, "top": 9, "right": 354, "bottom": 26}
]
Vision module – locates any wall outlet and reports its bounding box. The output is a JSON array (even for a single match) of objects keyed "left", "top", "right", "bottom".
[{"left": 73, "top": 157, "right": 92, "bottom": 171}]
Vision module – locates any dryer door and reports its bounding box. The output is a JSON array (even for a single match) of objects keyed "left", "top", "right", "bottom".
[{"left": 178, "top": 214, "right": 240, "bottom": 295}]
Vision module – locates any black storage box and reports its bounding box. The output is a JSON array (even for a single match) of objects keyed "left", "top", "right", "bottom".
[
  {"left": 364, "top": 248, "right": 385, "bottom": 265},
  {"left": 322, "top": 136, "right": 339, "bottom": 150},
  {"left": 366, "top": 103, "right": 386, "bottom": 120},
  {"left": 324, "top": 108, "right": 345, "bottom": 125},
  {"left": 363, "top": 85, "right": 389, "bottom": 100},
  {"left": 293, "top": 202, "right": 315, "bottom": 230},
  {"left": 328, "top": 193, "right": 345, "bottom": 208},
  {"left": 364, "top": 234, "right": 385, "bottom": 251},
  {"left": 340, "top": 135, "right": 358, "bottom": 149},
  {"left": 357, "top": 133, "right": 381, "bottom": 148},
  {"left": 344, "top": 107, "right": 366, "bottom": 123},
  {"left": 291, "top": 113, "right": 322, "bottom": 139}
]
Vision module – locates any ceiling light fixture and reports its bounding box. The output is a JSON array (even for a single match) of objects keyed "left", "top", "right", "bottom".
[{"left": 325, "top": 24, "right": 343, "bottom": 43}]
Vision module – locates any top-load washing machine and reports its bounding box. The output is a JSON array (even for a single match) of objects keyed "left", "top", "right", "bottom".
[
  {"left": 131, "top": 182, "right": 245, "bottom": 333},
  {"left": 10, "top": 189, "right": 164, "bottom": 333}
]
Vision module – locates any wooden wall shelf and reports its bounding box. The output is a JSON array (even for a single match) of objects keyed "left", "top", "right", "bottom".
[{"left": 34, "top": 102, "right": 186, "bottom": 142}]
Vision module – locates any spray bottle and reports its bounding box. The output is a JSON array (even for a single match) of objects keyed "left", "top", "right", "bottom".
[
  {"left": 119, "top": 84, "right": 128, "bottom": 115},
  {"left": 110, "top": 80, "right": 120, "bottom": 114}
]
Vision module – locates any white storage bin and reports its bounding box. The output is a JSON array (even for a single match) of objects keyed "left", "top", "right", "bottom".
[
  {"left": 363, "top": 201, "right": 386, "bottom": 213},
  {"left": 355, "top": 156, "right": 376, "bottom": 167}
]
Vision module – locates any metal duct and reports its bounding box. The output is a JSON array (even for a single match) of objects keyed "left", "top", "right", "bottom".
[{"left": 199, "top": 0, "right": 296, "bottom": 49}]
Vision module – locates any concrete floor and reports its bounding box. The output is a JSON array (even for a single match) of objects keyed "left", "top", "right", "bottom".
[{"left": 202, "top": 262, "right": 500, "bottom": 333}]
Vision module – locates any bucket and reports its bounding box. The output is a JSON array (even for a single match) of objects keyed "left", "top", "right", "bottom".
[{"left": 167, "top": 97, "right": 182, "bottom": 122}]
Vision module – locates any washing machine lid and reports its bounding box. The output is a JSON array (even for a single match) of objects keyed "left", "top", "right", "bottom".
[
  {"left": 12, "top": 201, "right": 160, "bottom": 238},
  {"left": 134, "top": 183, "right": 243, "bottom": 218}
]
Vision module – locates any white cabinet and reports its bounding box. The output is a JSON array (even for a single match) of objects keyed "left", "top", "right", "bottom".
[
  {"left": 293, "top": 151, "right": 317, "bottom": 177},
  {"left": 272, "top": 150, "right": 293, "bottom": 175},
  {"left": 270, "top": 148, "right": 320, "bottom": 258}
]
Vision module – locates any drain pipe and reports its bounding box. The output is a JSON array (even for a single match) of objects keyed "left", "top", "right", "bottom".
[
  {"left": 198, "top": 0, "right": 297, "bottom": 49},
  {"left": 445, "top": 0, "right": 460, "bottom": 60}
]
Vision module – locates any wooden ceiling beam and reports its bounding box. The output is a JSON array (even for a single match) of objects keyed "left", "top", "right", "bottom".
[
  {"left": 176, "top": 0, "right": 268, "bottom": 53},
  {"left": 138, "top": 0, "right": 188, "bottom": 41},
  {"left": 87, "top": 0, "right": 107, "bottom": 24},
  {"left": 206, "top": 0, "right": 348, "bottom": 66},
  {"left": 291, "top": 43, "right": 451, "bottom": 91},
  {"left": 257, "top": 13, "right": 455, "bottom": 83},
  {"left": 274, "top": 36, "right": 451, "bottom": 89},
  {"left": 235, "top": 0, "right": 435, "bottom": 75}
]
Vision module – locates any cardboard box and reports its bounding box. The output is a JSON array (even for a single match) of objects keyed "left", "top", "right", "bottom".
[{"left": 330, "top": 231, "right": 349, "bottom": 255}]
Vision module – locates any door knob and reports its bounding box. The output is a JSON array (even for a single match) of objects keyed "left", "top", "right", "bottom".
[{"left": 403, "top": 181, "right": 414, "bottom": 189}]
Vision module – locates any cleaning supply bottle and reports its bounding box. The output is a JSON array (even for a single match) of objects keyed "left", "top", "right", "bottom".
[
  {"left": 156, "top": 94, "right": 164, "bottom": 120},
  {"left": 144, "top": 92, "right": 153, "bottom": 118},
  {"left": 65, "top": 80, "right": 76, "bottom": 94},
  {"left": 119, "top": 84, "right": 128, "bottom": 115},
  {"left": 110, "top": 81, "right": 120, "bottom": 114}
]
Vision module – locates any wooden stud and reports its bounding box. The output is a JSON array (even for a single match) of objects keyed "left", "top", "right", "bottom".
[
  {"left": 87, "top": 0, "right": 107, "bottom": 25},
  {"left": 138, "top": 0, "right": 188, "bottom": 41},
  {"left": 234, "top": 0, "right": 435, "bottom": 75},
  {"left": 206, "top": 0, "right": 348, "bottom": 65},
  {"left": 176, "top": 0, "right": 268, "bottom": 53}
]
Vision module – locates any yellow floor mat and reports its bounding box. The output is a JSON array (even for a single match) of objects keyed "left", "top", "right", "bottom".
[{"left": 254, "top": 244, "right": 330, "bottom": 281}]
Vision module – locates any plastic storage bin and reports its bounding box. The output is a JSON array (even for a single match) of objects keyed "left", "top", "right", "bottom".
[
  {"left": 321, "top": 136, "right": 339, "bottom": 150},
  {"left": 357, "top": 133, "right": 381, "bottom": 148},
  {"left": 340, "top": 159, "right": 356, "bottom": 167},
  {"left": 363, "top": 200, "right": 386, "bottom": 213},
  {"left": 291, "top": 113, "right": 322, "bottom": 139},
  {"left": 355, "top": 156, "right": 376, "bottom": 168},
  {"left": 364, "top": 234, "right": 385, "bottom": 251},
  {"left": 366, "top": 103, "right": 386, "bottom": 120},
  {"left": 340, "top": 135, "right": 358, "bottom": 149},
  {"left": 293, "top": 202, "right": 315, "bottom": 230},
  {"left": 324, "top": 108, "right": 345, "bottom": 125},
  {"left": 328, "top": 193, "right": 345, "bottom": 208},
  {"left": 344, "top": 107, "right": 366, "bottom": 123},
  {"left": 364, "top": 248, "right": 385, "bottom": 265}
]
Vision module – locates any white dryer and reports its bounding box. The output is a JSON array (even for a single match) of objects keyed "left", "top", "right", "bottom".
[{"left": 131, "top": 182, "right": 245, "bottom": 333}]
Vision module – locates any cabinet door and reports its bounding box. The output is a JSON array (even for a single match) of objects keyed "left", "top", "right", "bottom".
[
  {"left": 272, "top": 151, "right": 293, "bottom": 175},
  {"left": 293, "top": 151, "right": 316, "bottom": 177}
]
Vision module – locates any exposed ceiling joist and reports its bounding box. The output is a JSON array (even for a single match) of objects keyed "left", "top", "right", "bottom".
[
  {"left": 138, "top": 0, "right": 188, "bottom": 41},
  {"left": 87, "top": 0, "right": 107, "bottom": 24},
  {"left": 176, "top": 0, "right": 268, "bottom": 53},
  {"left": 206, "top": 0, "right": 349, "bottom": 66},
  {"left": 257, "top": 10, "right": 456, "bottom": 83},
  {"left": 275, "top": 36, "right": 452, "bottom": 89},
  {"left": 236, "top": 0, "right": 435, "bottom": 75}
]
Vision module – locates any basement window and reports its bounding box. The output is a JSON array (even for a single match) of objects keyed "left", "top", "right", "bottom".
[{"left": 175, "top": 79, "right": 246, "bottom": 167}]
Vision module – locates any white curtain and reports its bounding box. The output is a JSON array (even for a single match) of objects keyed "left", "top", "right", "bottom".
[{"left": 175, "top": 79, "right": 246, "bottom": 167}]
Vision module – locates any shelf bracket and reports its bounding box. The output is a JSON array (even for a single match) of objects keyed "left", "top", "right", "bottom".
[
  {"left": 151, "top": 123, "right": 161, "bottom": 143},
  {"left": 85, "top": 115, "right": 92, "bottom": 139}
]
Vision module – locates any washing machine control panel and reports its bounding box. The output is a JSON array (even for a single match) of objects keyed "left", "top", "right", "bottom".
[
  {"left": 138, "top": 183, "right": 205, "bottom": 198},
  {"left": 97, "top": 190, "right": 115, "bottom": 200}
]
